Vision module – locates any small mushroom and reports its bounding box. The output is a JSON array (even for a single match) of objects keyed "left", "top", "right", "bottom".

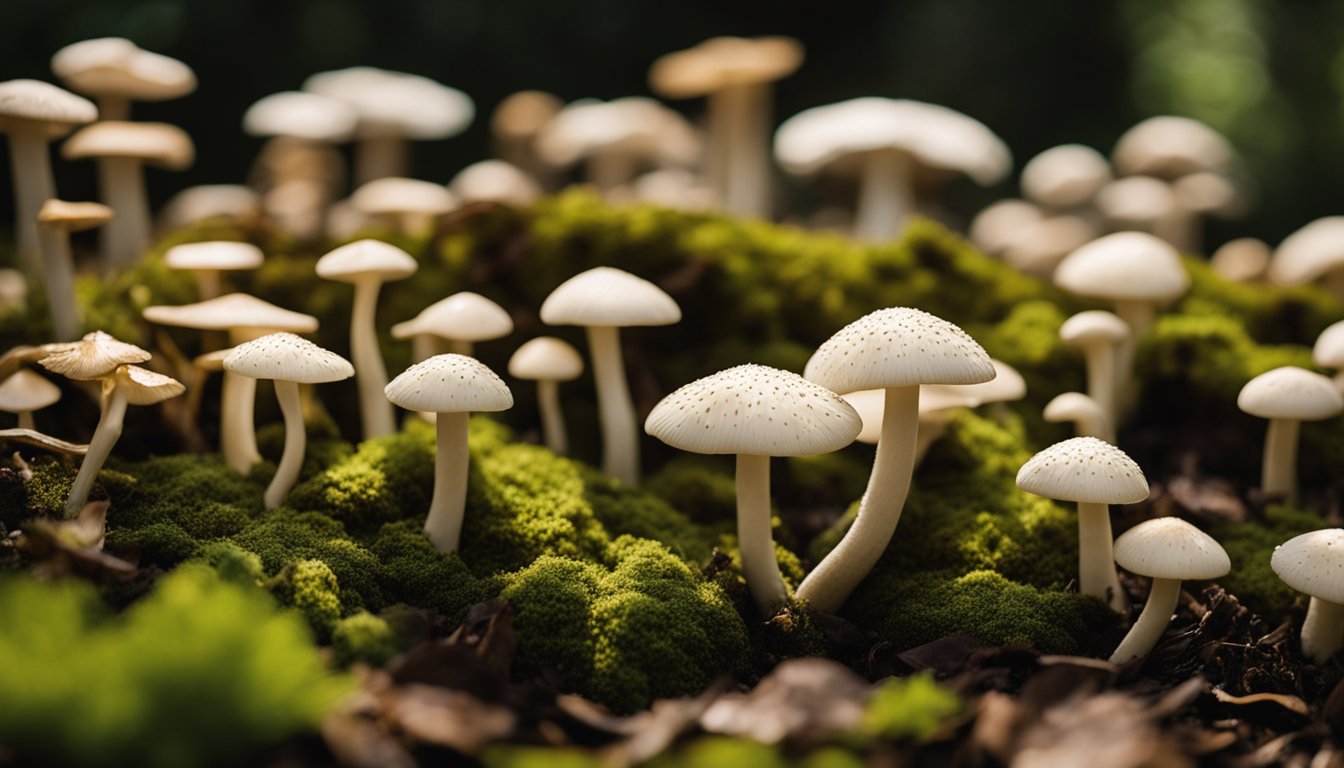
[
  {"left": 1094, "top": 176, "right": 1183, "bottom": 246},
  {"left": 1267, "top": 217, "right": 1344, "bottom": 298},
  {"left": 50, "top": 38, "right": 196, "bottom": 120},
  {"left": 0, "top": 368, "right": 61, "bottom": 429},
  {"left": 1210, "top": 237, "right": 1270, "bottom": 283},
  {"left": 646, "top": 364, "right": 861, "bottom": 615},
  {"left": 1109, "top": 517, "right": 1230, "bottom": 664},
  {"left": 491, "top": 90, "right": 563, "bottom": 185},
  {"left": 1236, "top": 367, "right": 1343, "bottom": 499},
  {"left": 1058, "top": 310, "right": 1130, "bottom": 441},
  {"left": 224, "top": 333, "right": 353, "bottom": 509},
  {"left": 349, "top": 177, "right": 458, "bottom": 234},
  {"left": 536, "top": 98, "right": 701, "bottom": 195},
  {"left": 1313, "top": 321, "right": 1344, "bottom": 395},
  {"left": 35, "top": 199, "right": 113, "bottom": 340},
  {"left": 164, "top": 241, "right": 264, "bottom": 300},
  {"left": 1271, "top": 529, "right": 1344, "bottom": 663},
  {"left": 392, "top": 292, "right": 513, "bottom": 361},
  {"left": 1020, "top": 144, "right": 1111, "bottom": 212},
  {"left": 384, "top": 354, "right": 513, "bottom": 553},
  {"left": 448, "top": 160, "right": 542, "bottom": 207},
  {"left": 1043, "top": 392, "right": 1107, "bottom": 439},
  {"left": 508, "top": 336, "right": 584, "bottom": 455},
  {"left": 1017, "top": 437, "right": 1149, "bottom": 612},
  {"left": 159, "top": 185, "right": 260, "bottom": 232},
  {"left": 316, "top": 239, "right": 418, "bottom": 439}
]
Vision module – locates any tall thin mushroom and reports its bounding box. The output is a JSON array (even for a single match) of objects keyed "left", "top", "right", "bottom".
[
  {"left": 36, "top": 199, "right": 113, "bottom": 340},
  {"left": 508, "top": 337, "right": 584, "bottom": 455},
  {"left": 1237, "top": 367, "right": 1343, "bottom": 499},
  {"left": 51, "top": 38, "right": 196, "bottom": 121},
  {"left": 1059, "top": 310, "right": 1129, "bottom": 441}
]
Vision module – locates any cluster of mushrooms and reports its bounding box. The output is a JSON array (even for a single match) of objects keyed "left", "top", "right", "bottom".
[{"left": 4, "top": 34, "right": 1344, "bottom": 675}]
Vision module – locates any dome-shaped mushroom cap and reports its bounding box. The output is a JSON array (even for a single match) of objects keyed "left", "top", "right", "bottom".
[
  {"left": 970, "top": 199, "right": 1044, "bottom": 254},
  {"left": 39, "top": 331, "right": 150, "bottom": 381},
  {"left": 194, "top": 348, "right": 231, "bottom": 373},
  {"left": 1315, "top": 320, "right": 1344, "bottom": 370},
  {"left": 0, "top": 80, "right": 98, "bottom": 136},
  {"left": 316, "top": 239, "right": 418, "bottom": 283},
  {"left": 1112, "top": 116, "right": 1236, "bottom": 179},
  {"left": 774, "top": 97, "right": 1011, "bottom": 185},
  {"left": 384, "top": 354, "right": 513, "bottom": 413},
  {"left": 1043, "top": 392, "right": 1105, "bottom": 425},
  {"left": 1172, "top": 171, "right": 1241, "bottom": 217},
  {"left": 1020, "top": 144, "right": 1111, "bottom": 209},
  {"left": 1211, "top": 237, "right": 1270, "bottom": 283},
  {"left": 143, "top": 293, "right": 318, "bottom": 334},
  {"left": 1267, "top": 217, "right": 1344, "bottom": 286},
  {"left": 939, "top": 359, "right": 1026, "bottom": 405},
  {"left": 535, "top": 97, "right": 701, "bottom": 169},
  {"left": 37, "top": 199, "right": 114, "bottom": 232},
  {"left": 118, "top": 364, "right": 184, "bottom": 405},
  {"left": 1060, "top": 310, "right": 1130, "bottom": 347},
  {"left": 1114, "top": 517, "right": 1230, "bottom": 581},
  {"left": 242, "top": 91, "right": 358, "bottom": 143},
  {"left": 1016, "top": 436, "right": 1149, "bottom": 505},
  {"left": 391, "top": 292, "right": 513, "bottom": 342},
  {"left": 1054, "top": 231, "right": 1190, "bottom": 303},
  {"left": 803, "top": 307, "right": 994, "bottom": 394},
  {"left": 1237, "top": 366, "right": 1343, "bottom": 421},
  {"left": 540, "top": 267, "right": 682, "bottom": 328},
  {"left": 62, "top": 121, "right": 195, "bottom": 169},
  {"left": 51, "top": 38, "right": 196, "bottom": 102},
  {"left": 350, "top": 177, "right": 458, "bottom": 217},
  {"left": 0, "top": 369, "right": 61, "bottom": 413},
  {"left": 449, "top": 160, "right": 541, "bottom": 207},
  {"left": 649, "top": 36, "right": 804, "bottom": 98},
  {"left": 645, "top": 364, "right": 861, "bottom": 457},
  {"left": 508, "top": 337, "right": 584, "bottom": 381},
  {"left": 160, "top": 185, "right": 260, "bottom": 229},
  {"left": 491, "top": 90, "right": 563, "bottom": 139},
  {"left": 164, "top": 241, "right": 264, "bottom": 272},
  {"left": 1272, "top": 529, "right": 1344, "bottom": 604},
  {"left": 303, "top": 67, "right": 473, "bottom": 140},
  {"left": 1094, "top": 177, "right": 1178, "bottom": 227},
  {"left": 224, "top": 332, "right": 353, "bottom": 384}
]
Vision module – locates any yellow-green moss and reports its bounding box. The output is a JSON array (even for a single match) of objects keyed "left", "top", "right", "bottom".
[{"left": 864, "top": 671, "right": 962, "bottom": 741}]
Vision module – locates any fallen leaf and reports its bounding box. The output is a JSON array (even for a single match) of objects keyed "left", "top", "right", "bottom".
[
  {"left": 385, "top": 683, "right": 515, "bottom": 752},
  {"left": 699, "top": 658, "right": 868, "bottom": 745}
]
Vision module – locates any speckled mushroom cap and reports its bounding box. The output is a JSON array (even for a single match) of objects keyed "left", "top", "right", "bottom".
[
  {"left": 303, "top": 66, "right": 473, "bottom": 140},
  {"left": 117, "top": 364, "right": 184, "bottom": 405},
  {"left": 164, "top": 241, "right": 264, "bottom": 272},
  {"left": 36, "top": 199, "right": 113, "bottom": 232},
  {"left": 51, "top": 38, "right": 196, "bottom": 102},
  {"left": 803, "top": 307, "right": 994, "bottom": 395},
  {"left": 1237, "top": 367, "right": 1343, "bottom": 421},
  {"left": 1314, "top": 321, "right": 1344, "bottom": 370},
  {"left": 1060, "top": 310, "right": 1130, "bottom": 347},
  {"left": 1020, "top": 144, "right": 1111, "bottom": 209},
  {"left": 1267, "top": 217, "right": 1344, "bottom": 286},
  {"left": 842, "top": 386, "right": 980, "bottom": 445},
  {"left": 39, "top": 331, "right": 150, "bottom": 381},
  {"left": 645, "top": 364, "right": 860, "bottom": 457},
  {"left": 143, "top": 293, "right": 318, "bottom": 334},
  {"left": 1043, "top": 392, "right": 1105, "bottom": 426},
  {"left": 1016, "top": 436, "right": 1149, "bottom": 505},
  {"left": 242, "top": 91, "right": 358, "bottom": 143},
  {"left": 0, "top": 79, "right": 98, "bottom": 136},
  {"left": 1113, "top": 517, "right": 1230, "bottom": 581},
  {"left": 449, "top": 160, "right": 541, "bottom": 206},
  {"left": 1094, "top": 177, "right": 1178, "bottom": 228},
  {"left": 315, "top": 239, "right": 418, "bottom": 283},
  {"left": 62, "top": 121, "right": 195, "bottom": 169},
  {"left": 384, "top": 354, "right": 513, "bottom": 414},
  {"left": 1272, "top": 529, "right": 1344, "bottom": 604},
  {"left": 535, "top": 97, "right": 701, "bottom": 169},
  {"left": 508, "top": 337, "right": 584, "bottom": 382},
  {"left": 391, "top": 292, "right": 513, "bottom": 343},
  {"left": 224, "top": 332, "right": 353, "bottom": 384},
  {"left": 540, "top": 267, "right": 681, "bottom": 328},
  {"left": 1054, "top": 232, "right": 1189, "bottom": 303},
  {"left": 0, "top": 369, "right": 61, "bottom": 413},
  {"left": 1112, "top": 116, "right": 1236, "bottom": 179},
  {"left": 350, "top": 178, "right": 458, "bottom": 217},
  {"left": 649, "top": 36, "right": 803, "bottom": 98}
]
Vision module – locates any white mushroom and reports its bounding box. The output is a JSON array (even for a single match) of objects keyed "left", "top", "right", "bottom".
[
  {"left": 491, "top": 90, "right": 563, "bottom": 185},
  {"left": 1267, "top": 217, "right": 1344, "bottom": 298},
  {"left": 1020, "top": 144, "right": 1111, "bottom": 212},
  {"left": 349, "top": 177, "right": 458, "bottom": 234},
  {"left": 536, "top": 97, "right": 701, "bottom": 195},
  {"left": 158, "top": 185, "right": 260, "bottom": 231},
  {"left": 448, "top": 160, "right": 542, "bottom": 207},
  {"left": 51, "top": 38, "right": 196, "bottom": 120},
  {"left": 35, "top": 199, "right": 113, "bottom": 340},
  {"left": 392, "top": 291, "right": 513, "bottom": 361},
  {"left": 1236, "top": 367, "right": 1343, "bottom": 499},
  {"left": 0, "top": 368, "right": 61, "bottom": 429},
  {"left": 508, "top": 337, "right": 584, "bottom": 455},
  {"left": 1043, "top": 392, "right": 1107, "bottom": 439},
  {"left": 1210, "top": 237, "right": 1270, "bottom": 284},
  {"left": 1058, "top": 310, "right": 1130, "bottom": 441},
  {"left": 1313, "top": 321, "right": 1344, "bottom": 395},
  {"left": 164, "top": 241, "right": 264, "bottom": 300},
  {"left": 1272, "top": 529, "right": 1344, "bottom": 663}
]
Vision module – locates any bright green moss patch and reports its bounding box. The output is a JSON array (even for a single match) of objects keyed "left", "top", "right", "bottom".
[
  {"left": 864, "top": 672, "right": 962, "bottom": 741},
  {"left": 332, "top": 611, "right": 400, "bottom": 666}
]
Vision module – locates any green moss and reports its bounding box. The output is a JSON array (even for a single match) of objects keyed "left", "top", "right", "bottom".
[
  {"left": 649, "top": 737, "right": 788, "bottom": 768},
  {"left": 273, "top": 559, "right": 342, "bottom": 639},
  {"left": 1140, "top": 313, "right": 1313, "bottom": 405},
  {"left": 369, "top": 519, "right": 491, "bottom": 620},
  {"left": 198, "top": 541, "right": 265, "bottom": 588},
  {"left": 332, "top": 611, "right": 399, "bottom": 666},
  {"left": 229, "top": 510, "right": 384, "bottom": 614},
  {"left": 864, "top": 672, "right": 961, "bottom": 741},
  {"left": 483, "top": 747, "right": 605, "bottom": 768},
  {"left": 105, "top": 520, "right": 201, "bottom": 568},
  {"left": 1213, "top": 504, "right": 1327, "bottom": 614}
]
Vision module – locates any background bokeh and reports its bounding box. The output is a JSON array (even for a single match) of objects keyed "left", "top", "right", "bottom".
[{"left": 0, "top": 0, "right": 1339, "bottom": 247}]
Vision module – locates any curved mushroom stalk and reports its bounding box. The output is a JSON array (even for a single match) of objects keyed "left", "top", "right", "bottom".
[
  {"left": 736, "top": 453, "right": 788, "bottom": 615},
  {"left": 350, "top": 276, "right": 396, "bottom": 439},
  {"left": 853, "top": 151, "right": 914, "bottom": 242},
  {"left": 1301, "top": 596, "right": 1344, "bottom": 663},
  {"left": 65, "top": 382, "right": 129, "bottom": 516},
  {"left": 1078, "top": 501, "right": 1127, "bottom": 612},
  {"left": 587, "top": 325, "right": 639, "bottom": 486},
  {"left": 537, "top": 379, "right": 568, "bottom": 456},
  {"left": 424, "top": 411, "right": 470, "bottom": 553},
  {"left": 1110, "top": 577, "right": 1181, "bottom": 664},
  {"left": 265, "top": 380, "right": 305, "bottom": 510}
]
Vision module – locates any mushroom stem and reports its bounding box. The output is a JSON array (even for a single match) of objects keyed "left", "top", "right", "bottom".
[
  {"left": 719, "top": 82, "right": 770, "bottom": 218},
  {"left": 1081, "top": 343, "right": 1118, "bottom": 442},
  {"left": 350, "top": 277, "right": 396, "bottom": 439},
  {"left": 411, "top": 335, "right": 440, "bottom": 363},
  {"left": 1078, "top": 501, "right": 1127, "bottom": 612},
  {"left": 354, "top": 135, "right": 408, "bottom": 186},
  {"left": 265, "top": 379, "right": 304, "bottom": 510},
  {"left": 65, "top": 381, "right": 128, "bottom": 516},
  {"left": 193, "top": 270, "right": 221, "bottom": 300},
  {"left": 447, "top": 339, "right": 474, "bottom": 356},
  {"left": 35, "top": 224, "right": 81, "bottom": 340},
  {"left": 1261, "top": 417, "right": 1300, "bottom": 498},
  {"left": 1110, "top": 577, "right": 1181, "bottom": 663},
  {"left": 220, "top": 371, "right": 260, "bottom": 472},
  {"left": 96, "top": 94, "right": 131, "bottom": 122},
  {"left": 97, "top": 157, "right": 151, "bottom": 268},
  {"left": 797, "top": 384, "right": 918, "bottom": 613},
  {"left": 17, "top": 412, "right": 33, "bottom": 430},
  {"left": 853, "top": 150, "right": 914, "bottom": 242},
  {"left": 1300, "top": 596, "right": 1344, "bottom": 663},
  {"left": 1111, "top": 299, "right": 1158, "bottom": 415},
  {"left": 537, "top": 379, "right": 568, "bottom": 455},
  {"left": 736, "top": 452, "right": 788, "bottom": 615},
  {"left": 586, "top": 325, "right": 639, "bottom": 485},
  {"left": 587, "top": 152, "right": 637, "bottom": 193},
  {"left": 424, "top": 410, "right": 470, "bottom": 553},
  {"left": 7, "top": 121, "right": 56, "bottom": 270}
]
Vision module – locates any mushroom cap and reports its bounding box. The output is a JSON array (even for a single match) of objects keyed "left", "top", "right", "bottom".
[
  {"left": 0, "top": 369, "right": 61, "bottom": 413},
  {"left": 803, "top": 307, "right": 994, "bottom": 394},
  {"left": 632, "top": 168, "right": 718, "bottom": 211},
  {"left": 164, "top": 241, "right": 264, "bottom": 273},
  {"left": 391, "top": 292, "right": 513, "bottom": 343},
  {"left": 1112, "top": 116, "right": 1236, "bottom": 179},
  {"left": 1237, "top": 366, "right": 1343, "bottom": 421},
  {"left": 116, "top": 364, "right": 185, "bottom": 405},
  {"left": 843, "top": 386, "right": 980, "bottom": 445},
  {"left": 303, "top": 66, "right": 473, "bottom": 140},
  {"left": 384, "top": 353, "right": 513, "bottom": 413},
  {"left": 1268, "top": 217, "right": 1344, "bottom": 286},
  {"left": 645, "top": 364, "right": 861, "bottom": 457},
  {"left": 935, "top": 358, "right": 1026, "bottom": 405},
  {"left": 1314, "top": 320, "right": 1344, "bottom": 370},
  {"left": 315, "top": 239, "right": 418, "bottom": 283},
  {"left": 1172, "top": 171, "right": 1242, "bottom": 217},
  {"left": 242, "top": 91, "right": 359, "bottom": 143},
  {"left": 0, "top": 269, "right": 27, "bottom": 306},
  {"left": 1054, "top": 232, "right": 1190, "bottom": 303},
  {"left": 1272, "top": 529, "right": 1344, "bottom": 604},
  {"left": 39, "top": 331, "right": 151, "bottom": 381},
  {"left": 491, "top": 90, "right": 563, "bottom": 140},
  {"left": 143, "top": 293, "right": 318, "bottom": 334},
  {"left": 224, "top": 332, "right": 354, "bottom": 384},
  {"left": 194, "top": 348, "right": 231, "bottom": 373},
  {"left": 350, "top": 177, "right": 458, "bottom": 218},
  {"left": 1113, "top": 517, "right": 1230, "bottom": 581},
  {"left": 1060, "top": 310, "right": 1130, "bottom": 347},
  {"left": 448, "top": 160, "right": 542, "bottom": 207},
  {"left": 36, "top": 199, "right": 113, "bottom": 232},
  {"left": 1094, "top": 176, "right": 1178, "bottom": 228},
  {"left": 160, "top": 185, "right": 260, "bottom": 230},
  {"left": 1020, "top": 144, "right": 1111, "bottom": 209},
  {"left": 1016, "top": 436, "right": 1149, "bottom": 505},
  {"left": 1211, "top": 237, "right": 1270, "bottom": 283},
  {"left": 774, "top": 97, "right": 1011, "bottom": 185},
  {"left": 62, "top": 121, "right": 195, "bottom": 169},
  {"left": 540, "top": 266, "right": 681, "bottom": 328},
  {"left": 1043, "top": 392, "right": 1105, "bottom": 427},
  {"left": 508, "top": 337, "right": 584, "bottom": 382},
  {"left": 535, "top": 97, "right": 701, "bottom": 169},
  {"left": 649, "top": 36, "right": 804, "bottom": 98},
  {"left": 51, "top": 38, "right": 196, "bottom": 102},
  {"left": 970, "top": 199, "right": 1044, "bottom": 254},
  {"left": 0, "top": 79, "right": 98, "bottom": 137},
  {"left": 999, "top": 214, "right": 1098, "bottom": 277}
]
